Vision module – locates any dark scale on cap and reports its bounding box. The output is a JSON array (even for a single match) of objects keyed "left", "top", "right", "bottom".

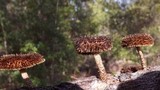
[
  {"left": 122, "top": 33, "right": 154, "bottom": 48},
  {"left": 74, "top": 36, "right": 112, "bottom": 55},
  {"left": 0, "top": 53, "right": 45, "bottom": 70}
]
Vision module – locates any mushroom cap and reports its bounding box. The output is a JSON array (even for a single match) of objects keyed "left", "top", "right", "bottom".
[
  {"left": 122, "top": 33, "right": 154, "bottom": 48},
  {"left": 0, "top": 53, "right": 45, "bottom": 70},
  {"left": 74, "top": 36, "right": 112, "bottom": 55}
]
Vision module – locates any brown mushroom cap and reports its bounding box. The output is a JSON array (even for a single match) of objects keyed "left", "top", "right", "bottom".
[
  {"left": 0, "top": 53, "right": 45, "bottom": 70},
  {"left": 122, "top": 33, "right": 154, "bottom": 48},
  {"left": 74, "top": 36, "right": 112, "bottom": 55}
]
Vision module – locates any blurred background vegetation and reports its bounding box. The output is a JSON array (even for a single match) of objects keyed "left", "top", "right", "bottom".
[{"left": 0, "top": 0, "right": 160, "bottom": 89}]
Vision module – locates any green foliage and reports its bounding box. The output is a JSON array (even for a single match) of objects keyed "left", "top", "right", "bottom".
[
  {"left": 20, "top": 40, "right": 38, "bottom": 53},
  {"left": 109, "top": 6, "right": 153, "bottom": 35},
  {"left": 110, "top": 33, "right": 137, "bottom": 61},
  {"left": 88, "top": 0, "right": 108, "bottom": 32}
]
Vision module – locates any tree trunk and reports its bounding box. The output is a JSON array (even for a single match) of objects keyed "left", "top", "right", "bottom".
[{"left": 1, "top": 21, "right": 8, "bottom": 54}]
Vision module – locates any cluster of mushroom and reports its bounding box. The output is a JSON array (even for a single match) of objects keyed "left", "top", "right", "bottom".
[
  {"left": 0, "top": 33, "right": 154, "bottom": 87},
  {"left": 0, "top": 53, "right": 45, "bottom": 87},
  {"left": 74, "top": 33, "right": 154, "bottom": 83}
]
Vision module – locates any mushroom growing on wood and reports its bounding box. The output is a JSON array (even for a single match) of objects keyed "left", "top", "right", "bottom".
[
  {"left": 122, "top": 33, "right": 154, "bottom": 69},
  {"left": 74, "top": 36, "right": 112, "bottom": 82},
  {"left": 0, "top": 53, "right": 45, "bottom": 87}
]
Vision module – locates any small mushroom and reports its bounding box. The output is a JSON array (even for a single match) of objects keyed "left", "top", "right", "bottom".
[
  {"left": 0, "top": 53, "right": 45, "bottom": 87},
  {"left": 122, "top": 33, "right": 154, "bottom": 69},
  {"left": 74, "top": 36, "right": 112, "bottom": 82}
]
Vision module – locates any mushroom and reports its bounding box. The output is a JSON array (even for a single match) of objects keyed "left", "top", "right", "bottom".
[
  {"left": 74, "top": 36, "right": 112, "bottom": 82},
  {"left": 121, "top": 33, "right": 154, "bottom": 69},
  {"left": 0, "top": 53, "right": 45, "bottom": 87}
]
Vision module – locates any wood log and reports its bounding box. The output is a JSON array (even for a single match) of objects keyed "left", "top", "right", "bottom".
[{"left": 17, "top": 66, "right": 160, "bottom": 90}]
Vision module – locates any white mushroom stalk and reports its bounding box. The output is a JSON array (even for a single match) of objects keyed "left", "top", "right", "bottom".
[
  {"left": 20, "top": 69, "right": 33, "bottom": 87},
  {"left": 94, "top": 54, "right": 108, "bottom": 81}
]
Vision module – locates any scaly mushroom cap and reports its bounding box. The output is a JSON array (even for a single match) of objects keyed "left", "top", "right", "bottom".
[
  {"left": 74, "top": 36, "right": 112, "bottom": 55},
  {"left": 0, "top": 53, "right": 45, "bottom": 70},
  {"left": 122, "top": 33, "right": 154, "bottom": 48}
]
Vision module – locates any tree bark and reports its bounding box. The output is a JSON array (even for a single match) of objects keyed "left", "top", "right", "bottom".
[{"left": 1, "top": 21, "right": 8, "bottom": 54}]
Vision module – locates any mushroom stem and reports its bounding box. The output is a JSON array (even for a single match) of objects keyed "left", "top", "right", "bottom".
[
  {"left": 136, "top": 47, "right": 147, "bottom": 69},
  {"left": 19, "top": 69, "right": 33, "bottom": 87},
  {"left": 93, "top": 54, "right": 108, "bottom": 82}
]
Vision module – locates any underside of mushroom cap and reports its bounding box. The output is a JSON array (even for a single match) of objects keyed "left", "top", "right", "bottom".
[
  {"left": 0, "top": 53, "right": 45, "bottom": 70},
  {"left": 122, "top": 33, "right": 154, "bottom": 48},
  {"left": 74, "top": 36, "right": 112, "bottom": 55}
]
